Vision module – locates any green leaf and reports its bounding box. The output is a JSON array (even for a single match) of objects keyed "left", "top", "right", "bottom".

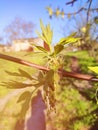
[
  {"left": 88, "top": 66, "right": 98, "bottom": 74},
  {"left": 17, "top": 91, "right": 32, "bottom": 119},
  {"left": 5, "top": 69, "right": 33, "bottom": 80},
  {"left": 59, "top": 37, "right": 80, "bottom": 45},
  {"left": 17, "top": 91, "right": 31, "bottom": 103},
  {"left": 67, "top": 14, "right": 71, "bottom": 19},
  {"left": 61, "top": 9, "right": 65, "bottom": 19},
  {"left": 19, "top": 69, "right": 33, "bottom": 80},
  {"left": 5, "top": 70, "right": 21, "bottom": 76},
  {"left": 38, "top": 71, "right": 44, "bottom": 81},
  {"left": 55, "top": 7, "right": 60, "bottom": 17},
  {"left": 36, "top": 19, "right": 53, "bottom": 49},
  {"left": 45, "top": 70, "right": 54, "bottom": 82},
  {"left": 54, "top": 44, "right": 64, "bottom": 55},
  {"left": 58, "top": 32, "right": 80, "bottom": 45},
  {"left": 35, "top": 45, "right": 48, "bottom": 53},
  {"left": 45, "top": 70, "right": 54, "bottom": 91},
  {"left": 2, "top": 81, "right": 33, "bottom": 89},
  {"left": 46, "top": 6, "right": 53, "bottom": 18}
]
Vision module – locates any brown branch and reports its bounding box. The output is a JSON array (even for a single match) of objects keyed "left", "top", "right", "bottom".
[
  {"left": 65, "top": 0, "right": 98, "bottom": 16},
  {"left": 64, "top": 7, "right": 98, "bottom": 15},
  {"left": 87, "top": 0, "right": 92, "bottom": 23},
  {"left": 58, "top": 68, "right": 97, "bottom": 81},
  {"left": 0, "top": 53, "right": 49, "bottom": 71},
  {"left": 0, "top": 53, "right": 98, "bottom": 81},
  {"left": 66, "top": 0, "right": 78, "bottom": 6}
]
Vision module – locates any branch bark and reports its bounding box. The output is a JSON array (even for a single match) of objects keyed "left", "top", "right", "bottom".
[{"left": 0, "top": 53, "right": 98, "bottom": 81}]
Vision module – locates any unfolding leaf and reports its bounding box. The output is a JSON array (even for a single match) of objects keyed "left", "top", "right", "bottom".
[
  {"left": 67, "top": 14, "right": 71, "bottom": 19},
  {"left": 45, "top": 69, "right": 54, "bottom": 90},
  {"left": 61, "top": 9, "right": 65, "bottom": 19},
  {"left": 5, "top": 69, "right": 33, "bottom": 80},
  {"left": 54, "top": 44, "right": 64, "bottom": 55},
  {"left": 58, "top": 32, "right": 80, "bottom": 45},
  {"left": 88, "top": 66, "right": 98, "bottom": 74},
  {"left": 38, "top": 71, "right": 44, "bottom": 82},
  {"left": 46, "top": 6, "right": 53, "bottom": 18},
  {"left": 35, "top": 45, "right": 48, "bottom": 53},
  {"left": 45, "top": 70, "right": 54, "bottom": 82},
  {"left": 32, "top": 82, "right": 44, "bottom": 88},
  {"left": 5, "top": 70, "right": 21, "bottom": 76},
  {"left": 2, "top": 80, "right": 33, "bottom": 89},
  {"left": 36, "top": 20, "right": 53, "bottom": 49},
  {"left": 19, "top": 69, "right": 33, "bottom": 80},
  {"left": 55, "top": 7, "right": 60, "bottom": 17},
  {"left": 17, "top": 91, "right": 31, "bottom": 103},
  {"left": 18, "top": 91, "right": 32, "bottom": 120}
]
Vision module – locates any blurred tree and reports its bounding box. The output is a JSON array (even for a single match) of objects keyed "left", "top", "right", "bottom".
[
  {"left": 3, "top": 17, "right": 35, "bottom": 44},
  {"left": 46, "top": 0, "right": 98, "bottom": 22},
  {"left": 46, "top": 0, "right": 98, "bottom": 54}
]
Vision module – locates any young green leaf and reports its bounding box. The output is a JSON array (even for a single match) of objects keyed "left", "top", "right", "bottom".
[
  {"left": 17, "top": 91, "right": 32, "bottom": 103},
  {"left": 88, "top": 66, "right": 98, "bottom": 74},
  {"left": 5, "top": 69, "right": 33, "bottom": 80},
  {"left": 58, "top": 37, "right": 80, "bottom": 45},
  {"left": 5, "top": 70, "right": 21, "bottom": 76},
  {"left": 58, "top": 32, "right": 80, "bottom": 45},
  {"left": 46, "top": 6, "right": 53, "bottom": 18},
  {"left": 54, "top": 44, "right": 64, "bottom": 55},
  {"left": 38, "top": 71, "right": 44, "bottom": 82},
  {"left": 19, "top": 69, "right": 33, "bottom": 80},
  {"left": 17, "top": 91, "right": 32, "bottom": 119},
  {"left": 34, "top": 45, "right": 48, "bottom": 53},
  {"left": 2, "top": 81, "right": 33, "bottom": 89},
  {"left": 36, "top": 19, "right": 53, "bottom": 50},
  {"left": 45, "top": 69, "right": 54, "bottom": 90}
]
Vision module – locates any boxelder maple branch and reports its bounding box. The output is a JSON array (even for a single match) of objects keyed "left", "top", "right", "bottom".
[{"left": 0, "top": 53, "right": 98, "bottom": 81}]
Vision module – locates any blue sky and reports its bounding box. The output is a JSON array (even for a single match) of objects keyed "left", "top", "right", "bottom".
[{"left": 0, "top": 0, "right": 97, "bottom": 44}]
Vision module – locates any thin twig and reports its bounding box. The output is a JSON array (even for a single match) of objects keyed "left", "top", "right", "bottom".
[
  {"left": 66, "top": 0, "right": 78, "bottom": 6},
  {"left": 64, "top": 7, "right": 98, "bottom": 16},
  {"left": 87, "top": 0, "right": 92, "bottom": 23}
]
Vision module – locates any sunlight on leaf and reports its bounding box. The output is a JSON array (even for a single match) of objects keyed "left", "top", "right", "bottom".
[
  {"left": 5, "top": 69, "right": 33, "bottom": 80},
  {"left": 58, "top": 32, "right": 80, "bottom": 45},
  {"left": 1, "top": 81, "right": 33, "bottom": 89},
  {"left": 17, "top": 91, "right": 31, "bottom": 103},
  {"left": 54, "top": 44, "right": 64, "bottom": 55},
  {"left": 88, "top": 66, "right": 98, "bottom": 74},
  {"left": 46, "top": 6, "right": 53, "bottom": 18},
  {"left": 18, "top": 69, "right": 33, "bottom": 80},
  {"left": 55, "top": 7, "right": 61, "bottom": 17},
  {"left": 34, "top": 45, "right": 48, "bottom": 53},
  {"left": 61, "top": 9, "right": 65, "bottom": 19},
  {"left": 36, "top": 19, "right": 53, "bottom": 51}
]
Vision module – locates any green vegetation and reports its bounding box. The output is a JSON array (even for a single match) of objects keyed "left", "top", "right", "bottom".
[
  {"left": 0, "top": 51, "right": 46, "bottom": 97},
  {"left": 0, "top": 20, "right": 98, "bottom": 130}
]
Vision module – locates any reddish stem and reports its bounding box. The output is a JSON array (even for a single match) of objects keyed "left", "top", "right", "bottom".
[{"left": 0, "top": 53, "right": 97, "bottom": 81}]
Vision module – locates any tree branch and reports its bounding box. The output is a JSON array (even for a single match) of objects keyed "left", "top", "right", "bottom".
[
  {"left": 87, "top": 0, "right": 92, "bottom": 23},
  {"left": 66, "top": 0, "right": 78, "bottom": 6},
  {"left": 0, "top": 53, "right": 98, "bottom": 81},
  {"left": 64, "top": 7, "right": 98, "bottom": 16},
  {"left": 0, "top": 53, "right": 49, "bottom": 71}
]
